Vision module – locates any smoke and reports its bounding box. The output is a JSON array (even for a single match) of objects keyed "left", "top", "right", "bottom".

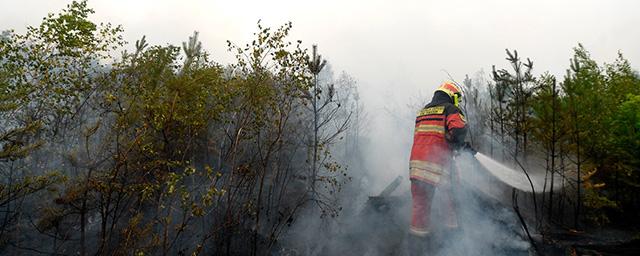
[
  {"left": 475, "top": 152, "right": 562, "bottom": 194},
  {"left": 276, "top": 78, "right": 541, "bottom": 255},
  {"left": 279, "top": 144, "right": 535, "bottom": 255},
  {"left": 271, "top": 64, "right": 543, "bottom": 255},
  {"left": 280, "top": 154, "right": 536, "bottom": 255},
  {"left": 436, "top": 151, "right": 532, "bottom": 256}
]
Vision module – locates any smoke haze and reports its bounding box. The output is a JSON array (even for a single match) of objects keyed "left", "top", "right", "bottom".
[{"left": 1, "top": 1, "right": 638, "bottom": 255}]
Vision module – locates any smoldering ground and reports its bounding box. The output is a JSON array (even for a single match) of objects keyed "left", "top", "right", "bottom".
[{"left": 277, "top": 149, "right": 534, "bottom": 256}]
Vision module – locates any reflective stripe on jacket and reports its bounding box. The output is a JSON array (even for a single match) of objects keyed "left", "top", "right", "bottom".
[{"left": 409, "top": 92, "right": 466, "bottom": 185}]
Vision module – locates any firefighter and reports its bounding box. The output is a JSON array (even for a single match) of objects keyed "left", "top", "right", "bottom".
[{"left": 408, "top": 81, "right": 468, "bottom": 255}]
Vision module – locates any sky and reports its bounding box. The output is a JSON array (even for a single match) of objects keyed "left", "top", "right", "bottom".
[{"left": 2, "top": 0, "right": 639, "bottom": 192}]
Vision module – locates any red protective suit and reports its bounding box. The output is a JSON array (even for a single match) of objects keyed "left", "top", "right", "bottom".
[{"left": 409, "top": 82, "right": 467, "bottom": 237}]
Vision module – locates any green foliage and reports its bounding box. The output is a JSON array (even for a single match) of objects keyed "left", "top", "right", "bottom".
[
  {"left": 561, "top": 45, "right": 640, "bottom": 224},
  {"left": 491, "top": 49, "right": 537, "bottom": 160},
  {"left": 610, "top": 94, "right": 640, "bottom": 191},
  {"left": 531, "top": 73, "right": 564, "bottom": 152},
  {"left": 0, "top": 0, "right": 123, "bottom": 127},
  {"left": 0, "top": 171, "right": 66, "bottom": 208},
  {"left": 0, "top": 2, "right": 355, "bottom": 254},
  {"left": 613, "top": 94, "right": 640, "bottom": 160},
  {"left": 582, "top": 168, "right": 617, "bottom": 226},
  {"left": 0, "top": 1, "right": 122, "bottom": 247},
  {"left": 482, "top": 44, "right": 640, "bottom": 228}
]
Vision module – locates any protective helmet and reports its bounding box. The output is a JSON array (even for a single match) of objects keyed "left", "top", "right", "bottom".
[{"left": 436, "top": 82, "right": 463, "bottom": 107}]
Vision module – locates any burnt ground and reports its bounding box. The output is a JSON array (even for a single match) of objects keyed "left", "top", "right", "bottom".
[
  {"left": 537, "top": 228, "right": 640, "bottom": 256},
  {"left": 318, "top": 185, "right": 640, "bottom": 256},
  {"left": 276, "top": 155, "right": 639, "bottom": 256},
  {"left": 309, "top": 182, "right": 535, "bottom": 256}
]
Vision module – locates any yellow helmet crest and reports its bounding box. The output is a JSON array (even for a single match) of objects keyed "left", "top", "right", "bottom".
[{"left": 436, "top": 82, "right": 463, "bottom": 107}]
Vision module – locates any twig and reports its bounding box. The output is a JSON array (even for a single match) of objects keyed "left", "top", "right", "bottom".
[
  {"left": 7, "top": 241, "right": 68, "bottom": 256},
  {"left": 512, "top": 188, "right": 539, "bottom": 254}
]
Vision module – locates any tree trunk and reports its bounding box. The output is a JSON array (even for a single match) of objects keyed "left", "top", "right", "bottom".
[
  {"left": 574, "top": 107, "right": 582, "bottom": 229},
  {"left": 548, "top": 80, "right": 557, "bottom": 222}
]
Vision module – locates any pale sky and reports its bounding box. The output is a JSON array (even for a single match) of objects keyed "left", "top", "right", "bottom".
[{"left": 2, "top": 0, "right": 639, "bottom": 192}]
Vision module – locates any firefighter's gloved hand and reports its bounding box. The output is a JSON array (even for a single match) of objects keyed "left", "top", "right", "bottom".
[{"left": 463, "top": 142, "right": 477, "bottom": 155}]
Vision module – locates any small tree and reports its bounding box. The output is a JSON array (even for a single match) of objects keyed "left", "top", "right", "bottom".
[{"left": 492, "top": 49, "right": 536, "bottom": 163}]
